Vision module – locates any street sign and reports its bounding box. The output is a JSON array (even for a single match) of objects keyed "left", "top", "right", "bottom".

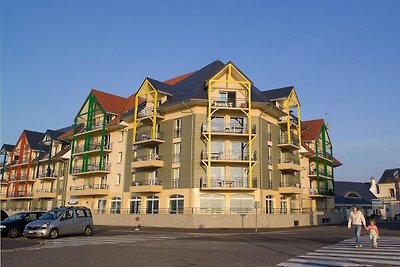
[{"left": 254, "top": 201, "right": 260, "bottom": 209}]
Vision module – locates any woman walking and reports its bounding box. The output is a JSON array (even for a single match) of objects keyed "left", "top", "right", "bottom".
[{"left": 348, "top": 205, "right": 366, "bottom": 248}]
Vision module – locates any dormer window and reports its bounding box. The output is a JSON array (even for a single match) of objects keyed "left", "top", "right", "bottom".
[{"left": 345, "top": 192, "right": 361, "bottom": 198}]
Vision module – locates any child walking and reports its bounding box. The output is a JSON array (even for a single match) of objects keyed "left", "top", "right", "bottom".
[{"left": 365, "top": 219, "right": 379, "bottom": 248}]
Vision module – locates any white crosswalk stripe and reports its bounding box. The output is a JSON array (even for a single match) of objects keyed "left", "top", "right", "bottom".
[
  {"left": 278, "top": 236, "right": 400, "bottom": 267},
  {"left": 27, "top": 234, "right": 182, "bottom": 250}
]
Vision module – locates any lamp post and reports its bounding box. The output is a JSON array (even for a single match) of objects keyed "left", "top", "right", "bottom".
[{"left": 254, "top": 201, "right": 260, "bottom": 233}]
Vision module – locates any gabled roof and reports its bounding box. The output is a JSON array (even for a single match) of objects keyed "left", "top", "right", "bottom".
[
  {"left": 334, "top": 181, "right": 378, "bottom": 205},
  {"left": 91, "top": 89, "right": 128, "bottom": 115},
  {"left": 262, "top": 86, "right": 294, "bottom": 101},
  {"left": 378, "top": 168, "right": 400, "bottom": 184},
  {"left": 1, "top": 144, "right": 15, "bottom": 153},
  {"left": 57, "top": 124, "right": 84, "bottom": 141},
  {"left": 24, "top": 130, "right": 46, "bottom": 151},
  {"left": 164, "top": 71, "right": 195, "bottom": 85},
  {"left": 302, "top": 119, "right": 324, "bottom": 141},
  {"left": 44, "top": 130, "right": 65, "bottom": 141},
  {"left": 52, "top": 145, "right": 71, "bottom": 160},
  {"left": 146, "top": 78, "right": 175, "bottom": 96}
]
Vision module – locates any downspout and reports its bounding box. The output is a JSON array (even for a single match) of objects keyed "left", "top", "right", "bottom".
[{"left": 182, "top": 101, "right": 194, "bottom": 214}]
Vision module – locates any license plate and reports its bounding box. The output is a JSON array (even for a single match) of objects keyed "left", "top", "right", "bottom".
[{"left": 28, "top": 231, "right": 34, "bottom": 234}]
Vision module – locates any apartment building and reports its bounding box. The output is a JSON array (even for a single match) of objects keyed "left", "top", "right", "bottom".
[
  {"left": 376, "top": 168, "right": 400, "bottom": 218},
  {"left": 1, "top": 144, "right": 15, "bottom": 208}
]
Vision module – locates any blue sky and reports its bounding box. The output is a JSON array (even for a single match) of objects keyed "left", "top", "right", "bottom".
[{"left": 1, "top": 1, "right": 399, "bottom": 182}]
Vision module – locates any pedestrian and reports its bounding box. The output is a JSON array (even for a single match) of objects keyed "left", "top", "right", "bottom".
[
  {"left": 348, "top": 205, "right": 366, "bottom": 248},
  {"left": 365, "top": 219, "right": 379, "bottom": 248}
]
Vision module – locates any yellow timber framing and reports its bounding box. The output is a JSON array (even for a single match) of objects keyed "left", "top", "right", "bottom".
[
  {"left": 132, "top": 79, "right": 159, "bottom": 145},
  {"left": 284, "top": 89, "right": 301, "bottom": 146},
  {"left": 205, "top": 63, "right": 256, "bottom": 188}
]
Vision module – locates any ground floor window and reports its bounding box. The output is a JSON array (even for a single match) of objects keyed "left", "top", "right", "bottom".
[
  {"left": 230, "top": 194, "right": 254, "bottom": 214},
  {"left": 130, "top": 197, "right": 141, "bottom": 214},
  {"left": 200, "top": 194, "right": 225, "bottom": 213},
  {"left": 111, "top": 197, "right": 121, "bottom": 214},
  {"left": 266, "top": 195, "right": 274, "bottom": 214},
  {"left": 280, "top": 197, "right": 288, "bottom": 214},
  {"left": 170, "top": 194, "right": 184, "bottom": 214},
  {"left": 147, "top": 195, "right": 159, "bottom": 214}
]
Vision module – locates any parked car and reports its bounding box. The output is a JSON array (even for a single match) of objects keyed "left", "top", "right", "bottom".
[
  {"left": 394, "top": 214, "right": 400, "bottom": 221},
  {"left": 1, "top": 211, "right": 45, "bottom": 238},
  {"left": 24, "top": 206, "right": 93, "bottom": 239},
  {"left": 1, "top": 210, "right": 8, "bottom": 221}
]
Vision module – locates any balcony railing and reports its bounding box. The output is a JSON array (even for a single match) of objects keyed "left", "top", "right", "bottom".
[
  {"left": 279, "top": 135, "right": 299, "bottom": 146},
  {"left": 135, "top": 131, "right": 164, "bottom": 142},
  {"left": 279, "top": 158, "right": 300, "bottom": 165},
  {"left": 280, "top": 176, "right": 301, "bottom": 188},
  {"left": 137, "top": 107, "right": 163, "bottom": 118},
  {"left": 309, "top": 188, "right": 334, "bottom": 196},
  {"left": 10, "top": 191, "right": 34, "bottom": 197},
  {"left": 174, "top": 128, "right": 182, "bottom": 138},
  {"left": 70, "top": 184, "right": 109, "bottom": 191},
  {"left": 36, "top": 188, "right": 55, "bottom": 193},
  {"left": 74, "top": 142, "right": 112, "bottom": 154},
  {"left": 38, "top": 171, "right": 58, "bottom": 178},
  {"left": 201, "top": 123, "right": 256, "bottom": 135},
  {"left": 131, "top": 179, "right": 162, "bottom": 186},
  {"left": 279, "top": 116, "right": 299, "bottom": 125},
  {"left": 201, "top": 177, "right": 257, "bottom": 189},
  {"left": 201, "top": 150, "right": 257, "bottom": 161},
  {"left": 72, "top": 163, "right": 111, "bottom": 174},
  {"left": 210, "top": 97, "right": 248, "bottom": 108},
  {"left": 133, "top": 154, "right": 162, "bottom": 162},
  {"left": 172, "top": 153, "right": 181, "bottom": 163},
  {"left": 309, "top": 169, "right": 333, "bottom": 178},
  {"left": 172, "top": 179, "right": 180, "bottom": 188}
]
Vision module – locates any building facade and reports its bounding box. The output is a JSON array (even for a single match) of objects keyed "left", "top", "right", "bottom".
[{"left": 375, "top": 168, "right": 400, "bottom": 219}]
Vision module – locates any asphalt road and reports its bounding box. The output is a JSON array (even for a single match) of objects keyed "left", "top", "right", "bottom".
[{"left": 1, "top": 222, "right": 399, "bottom": 267}]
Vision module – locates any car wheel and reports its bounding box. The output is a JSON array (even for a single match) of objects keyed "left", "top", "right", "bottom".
[
  {"left": 49, "top": 228, "right": 59, "bottom": 239},
  {"left": 7, "top": 228, "right": 19, "bottom": 238},
  {"left": 84, "top": 226, "right": 92, "bottom": 236}
]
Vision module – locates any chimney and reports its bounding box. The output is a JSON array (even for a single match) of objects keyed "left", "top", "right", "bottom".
[{"left": 370, "top": 176, "right": 376, "bottom": 186}]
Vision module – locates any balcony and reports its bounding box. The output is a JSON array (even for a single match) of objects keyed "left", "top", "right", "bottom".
[
  {"left": 69, "top": 184, "right": 109, "bottom": 196},
  {"left": 200, "top": 177, "right": 257, "bottom": 191},
  {"left": 278, "top": 135, "right": 300, "bottom": 150},
  {"left": 10, "top": 190, "right": 35, "bottom": 199},
  {"left": 309, "top": 150, "right": 333, "bottom": 163},
  {"left": 279, "top": 178, "right": 302, "bottom": 194},
  {"left": 129, "top": 179, "right": 162, "bottom": 193},
  {"left": 10, "top": 175, "right": 36, "bottom": 183},
  {"left": 74, "top": 121, "right": 105, "bottom": 137},
  {"left": 201, "top": 123, "right": 256, "bottom": 137},
  {"left": 72, "top": 163, "right": 111, "bottom": 176},
  {"left": 201, "top": 150, "right": 256, "bottom": 163},
  {"left": 11, "top": 158, "right": 30, "bottom": 166},
  {"left": 278, "top": 116, "right": 299, "bottom": 128},
  {"left": 278, "top": 158, "right": 302, "bottom": 172},
  {"left": 37, "top": 172, "right": 58, "bottom": 181},
  {"left": 309, "top": 169, "right": 333, "bottom": 179},
  {"left": 35, "top": 189, "right": 56, "bottom": 198},
  {"left": 131, "top": 154, "right": 163, "bottom": 169},
  {"left": 0, "top": 192, "right": 6, "bottom": 200},
  {"left": 134, "top": 131, "right": 164, "bottom": 146},
  {"left": 210, "top": 97, "right": 249, "bottom": 110},
  {"left": 73, "top": 142, "right": 113, "bottom": 155},
  {"left": 137, "top": 107, "right": 165, "bottom": 123},
  {"left": 0, "top": 179, "right": 8, "bottom": 185},
  {"left": 309, "top": 188, "right": 334, "bottom": 198}
]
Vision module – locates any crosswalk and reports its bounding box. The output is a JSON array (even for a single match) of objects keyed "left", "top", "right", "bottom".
[
  {"left": 278, "top": 236, "right": 400, "bottom": 267},
  {"left": 28, "top": 234, "right": 182, "bottom": 250}
]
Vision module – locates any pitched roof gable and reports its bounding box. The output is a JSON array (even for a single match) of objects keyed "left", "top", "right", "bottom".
[
  {"left": 91, "top": 89, "right": 128, "bottom": 115},
  {"left": 1, "top": 144, "right": 15, "bottom": 153},
  {"left": 302, "top": 119, "right": 324, "bottom": 141},
  {"left": 378, "top": 168, "right": 400, "bottom": 184},
  {"left": 24, "top": 130, "right": 45, "bottom": 150},
  {"left": 262, "top": 86, "right": 294, "bottom": 101},
  {"left": 334, "top": 181, "right": 378, "bottom": 205},
  {"left": 164, "top": 71, "right": 195, "bottom": 85}
]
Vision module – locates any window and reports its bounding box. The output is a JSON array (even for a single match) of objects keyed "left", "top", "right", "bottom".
[
  {"left": 345, "top": 192, "right": 361, "bottom": 198},
  {"left": 116, "top": 174, "right": 121, "bottom": 185},
  {"left": 111, "top": 197, "right": 121, "bottom": 214},
  {"left": 230, "top": 194, "right": 254, "bottom": 214},
  {"left": 118, "top": 152, "right": 123, "bottom": 163},
  {"left": 173, "top": 168, "right": 180, "bottom": 188},
  {"left": 173, "top": 143, "right": 181, "bottom": 163},
  {"left": 266, "top": 195, "right": 274, "bottom": 214},
  {"left": 147, "top": 195, "right": 159, "bottom": 214},
  {"left": 200, "top": 194, "right": 225, "bottom": 213},
  {"left": 170, "top": 194, "right": 184, "bottom": 214},
  {"left": 76, "top": 209, "right": 86, "bottom": 218},
  {"left": 63, "top": 209, "right": 74, "bottom": 220},
  {"left": 280, "top": 197, "right": 288, "bottom": 214},
  {"left": 120, "top": 131, "right": 125, "bottom": 142},
  {"left": 97, "top": 199, "right": 107, "bottom": 214},
  {"left": 268, "top": 170, "right": 272, "bottom": 189},
  {"left": 130, "top": 197, "right": 141, "bottom": 214},
  {"left": 174, "top": 118, "right": 182, "bottom": 138},
  {"left": 390, "top": 189, "right": 395, "bottom": 198}
]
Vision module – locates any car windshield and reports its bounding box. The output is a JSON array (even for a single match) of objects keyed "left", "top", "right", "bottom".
[
  {"left": 39, "top": 210, "right": 64, "bottom": 220},
  {"left": 2, "top": 213, "right": 25, "bottom": 222}
]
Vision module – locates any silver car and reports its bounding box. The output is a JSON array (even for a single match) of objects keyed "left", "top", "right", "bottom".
[{"left": 24, "top": 206, "right": 93, "bottom": 239}]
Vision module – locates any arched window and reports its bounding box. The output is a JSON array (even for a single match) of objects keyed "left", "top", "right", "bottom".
[
  {"left": 200, "top": 194, "right": 225, "bottom": 214},
  {"left": 147, "top": 195, "right": 159, "bottom": 214},
  {"left": 130, "top": 196, "right": 141, "bottom": 214},
  {"left": 230, "top": 194, "right": 254, "bottom": 214},
  {"left": 345, "top": 192, "right": 361, "bottom": 198},
  {"left": 170, "top": 194, "right": 184, "bottom": 214},
  {"left": 280, "top": 197, "right": 288, "bottom": 214},
  {"left": 111, "top": 197, "right": 121, "bottom": 214},
  {"left": 266, "top": 195, "right": 274, "bottom": 214}
]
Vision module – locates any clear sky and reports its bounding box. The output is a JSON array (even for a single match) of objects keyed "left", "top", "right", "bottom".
[{"left": 1, "top": 1, "right": 399, "bottom": 182}]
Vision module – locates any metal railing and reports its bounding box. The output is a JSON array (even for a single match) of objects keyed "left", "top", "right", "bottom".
[
  {"left": 74, "top": 142, "right": 112, "bottom": 153},
  {"left": 82, "top": 121, "right": 104, "bottom": 132},
  {"left": 9, "top": 191, "right": 35, "bottom": 197},
  {"left": 72, "top": 163, "right": 111, "bottom": 174},
  {"left": 133, "top": 154, "right": 162, "bottom": 162},
  {"left": 280, "top": 176, "right": 301, "bottom": 188},
  {"left": 172, "top": 153, "right": 181, "bottom": 163},
  {"left": 309, "top": 169, "right": 333, "bottom": 178},
  {"left": 70, "top": 184, "right": 109, "bottom": 191},
  {"left": 137, "top": 107, "right": 163, "bottom": 118},
  {"left": 201, "top": 123, "right": 256, "bottom": 135},
  {"left": 200, "top": 177, "right": 257, "bottom": 189},
  {"left": 131, "top": 179, "right": 162, "bottom": 186},
  {"left": 279, "top": 158, "right": 300, "bottom": 165},
  {"left": 279, "top": 135, "right": 299, "bottom": 146},
  {"left": 210, "top": 97, "right": 248, "bottom": 108},
  {"left": 309, "top": 188, "right": 334, "bottom": 196},
  {"left": 279, "top": 116, "right": 299, "bottom": 126},
  {"left": 135, "top": 131, "right": 164, "bottom": 142},
  {"left": 36, "top": 189, "right": 55, "bottom": 193},
  {"left": 38, "top": 171, "right": 58, "bottom": 178},
  {"left": 201, "top": 150, "right": 257, "bottom": 161},
  {"left": 172, "top": 179, "right": 180, "bottom": 188}
]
